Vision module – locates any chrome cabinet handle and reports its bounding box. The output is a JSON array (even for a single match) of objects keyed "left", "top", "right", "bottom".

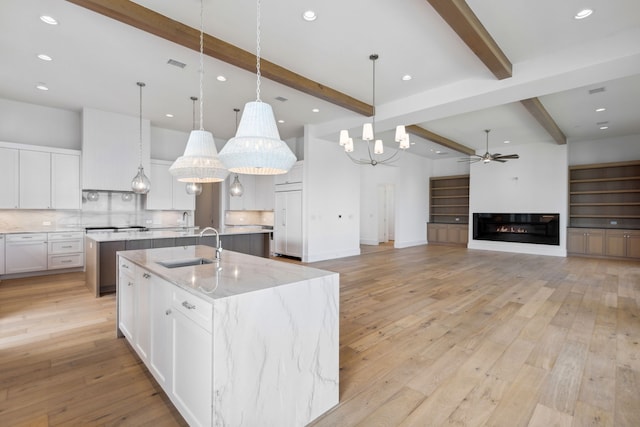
[
  {"left": 128, "top": 281, "right": 134, "bottom": 287},
  {"left": 165, "top": 309, "right": 172, "bottom": 316},
  {"left": 121, "top": 264, "right": 129, "bottom": 269},
  {"left": 182, "top": 301, "right": 196, "bottom": 310},
  {"left": 143, "top": 273, "right": 151, "bottom": 279}
]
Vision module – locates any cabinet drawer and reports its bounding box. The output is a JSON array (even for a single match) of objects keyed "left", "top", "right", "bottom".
[
  {"left": 48, "top": 253, "right": 83, "bottom": 269},
  {"left": 48, "top": 231, "right": 83, "bottom": 240},
  {"left": 172, "top": 286, "right": 212, "bottom": 332},
  {"left": 119, "top": 257, "right": 136, "bottom": 275},
  {"left": 6, "top": 233, "right": 47, "bottom": 242},
  {"left": 49, "top": 239, "right": 83, "bottom": 254}
]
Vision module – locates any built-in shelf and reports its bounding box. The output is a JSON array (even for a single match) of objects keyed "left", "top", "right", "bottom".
[
  {"left": 430, "top": 174, "right": 469, "bottom": 226},
  {"left": 568, "top": 160, "right": 640, "bottom": 230}
]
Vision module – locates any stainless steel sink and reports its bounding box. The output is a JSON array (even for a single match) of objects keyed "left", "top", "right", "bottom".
[{"left": 156, "top": 257, "right": 214, "bottom": 268}]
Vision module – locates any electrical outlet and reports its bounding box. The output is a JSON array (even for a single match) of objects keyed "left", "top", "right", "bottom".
[
  {"left": 145, "top": 219, "right": 153, "bottom": 224},
  {"left": 610, "top": 220, "right": 618, "bottom": 225},
  {"left": 42, "top": 221, "right": 51, "bottom": 226}
]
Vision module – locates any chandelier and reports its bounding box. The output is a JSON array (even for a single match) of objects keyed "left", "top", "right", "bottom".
[{"left": 338, "top": 54, "right": 410, "bottom": 166}]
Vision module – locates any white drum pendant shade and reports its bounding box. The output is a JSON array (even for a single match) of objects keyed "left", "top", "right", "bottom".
[
  {"left": 218, "top": 101, "right": 296, "bottom": 175},
  {"left": 169, "top": 130, "right": 228, "bottom": 182}
]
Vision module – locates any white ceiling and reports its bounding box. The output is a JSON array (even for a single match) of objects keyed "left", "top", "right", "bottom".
[{"left": 1, "top": 0, "right": 639, "bottom": 160}]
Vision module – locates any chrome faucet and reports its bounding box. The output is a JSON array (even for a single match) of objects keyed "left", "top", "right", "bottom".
[{"left": 200, "top": 227, "right": 222, "bottom": 260}]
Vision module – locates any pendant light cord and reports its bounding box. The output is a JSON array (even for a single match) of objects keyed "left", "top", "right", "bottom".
[
  {"left": 255, "top": 0, "right": 261, "bottom": 102},
  {"left": 198, "top": 0, "right": 204, "bottom": 130},
  {"left": 371, "top": 54, "right": 377, "bottom": 136},
  {"left": 137, "top": 81, "right": 145, "bottom": 167}
]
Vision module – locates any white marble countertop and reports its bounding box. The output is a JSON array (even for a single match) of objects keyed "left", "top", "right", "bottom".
[
  {"left": 117, "top": 245, "right": 335, "bottom": 301},
  {"left": 85, "top": 227, "right": 271, "bottom": 242}
]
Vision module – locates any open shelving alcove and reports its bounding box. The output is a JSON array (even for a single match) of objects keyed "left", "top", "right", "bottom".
[
  {"left": 428, "top": 174, "right": 470, "bottom": 246},
  {"left": 567, "top": 160, "right": 640, "bottom": 260}
]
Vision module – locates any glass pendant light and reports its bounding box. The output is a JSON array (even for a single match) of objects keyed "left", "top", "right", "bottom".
[
  {"left": 169, "top": 0, "right": 228, "bottom": 183},
  {"left": 218, "top": 0, "right": 296, "bottom": 175},
  {"left": 229, "top": 175, "right": 244, "bottom": 197},
  {"left": 131, "top": 81, "right": 151, "bottom": 194},
  {"left": 184, "top": 96, "right": 203, "bottom": 196}
]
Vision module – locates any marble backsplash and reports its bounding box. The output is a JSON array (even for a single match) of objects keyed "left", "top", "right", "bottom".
[{"left": 0, "top": 191, "right": 193, "bottom": 232}]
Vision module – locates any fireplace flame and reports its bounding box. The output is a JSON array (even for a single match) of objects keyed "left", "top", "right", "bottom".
[{"left": 496, "top": 225, "right": 528, "bottom": 233}]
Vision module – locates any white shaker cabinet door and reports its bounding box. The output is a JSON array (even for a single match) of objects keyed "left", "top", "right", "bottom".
[
  {"left": 51, "top": 153, "right": 81, "bottom": 209},
  {"left": 146, "top": 162, "right": 173, "bottom": 210},
  {"left": 0, "top": 148, "right": 19, "bottom": 209},
  {"left": 19, "top": 150, "right": 51, "bottom": 209},
  {"left": 149, "top": 276, "right": 172, "bottom": 389}
]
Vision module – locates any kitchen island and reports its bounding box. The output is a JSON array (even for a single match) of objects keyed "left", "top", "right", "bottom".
[
  {"left": 85, "top": 227, "right": 270, "bottom": 296},
  {"left": 117, "top": 245, "right": 339, "bottom": 427}
]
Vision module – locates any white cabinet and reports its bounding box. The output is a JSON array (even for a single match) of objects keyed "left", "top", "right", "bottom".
[
  {"left": 82, "top": 107, "right": 150, "bottom": 192},
  {"left": 171, "top": 286, "right": 212, "bottom": 427},
  {"left": 118, "top": 259, "right": 212, "bottom": 427},
  {"left": 0, "top": 235, "right": 5, "bottom": 275},
  {"left": 5, "top": 233, "right": 48, "bottom": 274},
  {"left": 51, "top": 153, "right": 81, "bottom": 209},
  {"left": 274, "top": 190, "right": 302, "bottom": 258},
  {"left": 0, "top": 143, "right": 80, "bottom": 210},
  {"left": 135, "top": 268, "right": 152, "bottom": 363},
  {"left": 150, "top": 276, "right": 172, "bottom": 388},
  {"left": 274, "top": 161, "right": 303, "bottom": 185},
  {"left": 118, "top": 257, "right": 136, "bottom": 341},
  {"left": 19, "top": 150, "right": 51, "bottom": 209},
  {"left": 48, "top": 231, "right": 84, "bottom": 269},
  {"left": 0, "top": 147, "right": 19, "bottom": 208},
  {"left": 146, "top": 160, "right": 195, "bottom": 211}
]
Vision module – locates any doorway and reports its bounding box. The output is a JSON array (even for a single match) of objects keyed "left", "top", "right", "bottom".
[{"left": 377, "top": 184, "right": 395, "bottom": 244}]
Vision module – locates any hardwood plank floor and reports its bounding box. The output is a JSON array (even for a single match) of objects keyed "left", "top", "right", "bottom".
[{"left": 1, "top": 245, "right": 639, "bottom": 426}]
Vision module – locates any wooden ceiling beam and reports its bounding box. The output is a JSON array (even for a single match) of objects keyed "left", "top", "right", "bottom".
[
  {"left": 406, "top": 125, "right": 476, "bottom": 155},
  {"left": 65, "top": 0, "right": 374, "bottom": 117},
  {"left": 520, "top": 98, "right": 567, "bottom": 145},
  {"left": 426, "top": 0, "right": 512, "bottom": 79}
]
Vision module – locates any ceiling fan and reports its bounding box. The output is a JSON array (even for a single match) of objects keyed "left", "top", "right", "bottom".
[{"left": 460, "top": 129, "right": 519, "bottom": 163}]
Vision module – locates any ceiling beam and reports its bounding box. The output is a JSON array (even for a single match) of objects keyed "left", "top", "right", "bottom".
[
  {"left": 406, "top": 125, "right": 476, "bottom": 155},
  {"left": 65, "top": 0, "right": 374, "bottom": 117},
  {"left": 426, "top": 0, "right": 512, "bottom": 79},
  {"left": 519, "top": 98, "right": 567, "bottom": 145}
]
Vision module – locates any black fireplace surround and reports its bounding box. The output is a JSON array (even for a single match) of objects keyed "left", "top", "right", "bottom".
[{"left": 473, "top": 213, "right": 560, "bottom": 245}]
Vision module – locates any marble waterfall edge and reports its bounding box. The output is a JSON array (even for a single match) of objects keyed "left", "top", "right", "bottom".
[{"left": 212, "top": 275, "right": 339, "bottom": 426}]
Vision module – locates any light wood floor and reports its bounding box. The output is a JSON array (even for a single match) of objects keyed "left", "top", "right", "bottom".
[{"left": 1, "top": 245, "right": 639, "bottom": 426}]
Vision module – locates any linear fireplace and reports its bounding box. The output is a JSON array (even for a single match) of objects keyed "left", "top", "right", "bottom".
[{"left": 473, "top": 213, "right": 560, "bottom": 245}]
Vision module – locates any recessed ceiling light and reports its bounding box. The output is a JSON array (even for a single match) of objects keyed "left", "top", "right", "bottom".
[
  {"left": 302, "top": 10, "right": 317, "bottom": 21},
  {"left": 40, "top": 15, "right": 58, "bottom": 25},
  {"left": 166, "top": 113, "right": 174, "bottom": 118},
  {"left": 599, "top": 126, "right": 609, "bottom": 130},
  {"left": 595, "top": 107, "right": 606, "bottom": 112},
  {"left": 216, "top": 75, "right": 227, "bottom": 82},
  {"left": 277, "top": 119, "right": 285, "bottom": 124},
  {"left": 402, "top": 75, "right": 412, "bottom": 81},
  {"left": 574, "top": 9, "right": 593, "bottom": 20},
  {"left": 36, "top": 83, "right": 49, "bottom": 91},
  {"left": 37, "top": 54, "right": 52, "bottom": 61},
  {"left": 503, "top": 140, "right": 511, "bottom": 144},
  {"left": 312, "top": 108, "right": 319, "bottom": 113}
]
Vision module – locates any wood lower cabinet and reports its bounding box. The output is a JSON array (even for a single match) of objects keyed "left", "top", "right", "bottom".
[
  {"left": 568, "top": 228, "right": 639, "bottom": 260},
  {"left": 605, "top": 229, "right": 640, "bottom": 260},
  {"left": 427, "top": 223, "right": 468, "bottom": 246},
  {"left": 567, "top": 228, "right": 605, "bottom": 256}
]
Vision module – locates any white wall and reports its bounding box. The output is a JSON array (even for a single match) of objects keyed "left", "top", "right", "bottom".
[
  {"left": 432, "top": 157, "right": 471, "bottom": 177},
  {"left": 303, "top": 133, "right": 360, "bottom": 262},
  {"left": 468, "top": 142, "right": 568, "bottom": 256},
  {"left": 568, "top": 133, "right": 640, "bottom": 165},
  {"left": 393, "top": 152, "right": 430, "bottom": 248},
  {"left": 150, "top": 127, "right": 189, "bottom": 160},
  {"left": 0, "top": 98, "right": 80, "bottom": 149}
]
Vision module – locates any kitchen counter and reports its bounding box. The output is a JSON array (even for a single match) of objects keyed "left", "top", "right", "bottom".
[
  {"left": 85, "top": 228, "right": 271, "bottom": 297},
  {"left": 118, "top": 245, "right": 324, "bottom": 300},
  {"left": 117, "top": 246, "right": 339, "bottom": 426}
]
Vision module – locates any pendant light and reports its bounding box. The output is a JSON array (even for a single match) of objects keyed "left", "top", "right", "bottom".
[
  {"left": 131, "top": 81, "right": 151, "bottom": 194},
  {"left": 228, "top": 108, "right": 244, "bottom": 197},
  {"left": 185, "top": 96, "right": 203, "bottom": 195},
  {"left": 169, "top": 0, "right": 228, "bottom": 183},
  {"left": 218, "top": 0, "right": 296, "bottom": 175}
]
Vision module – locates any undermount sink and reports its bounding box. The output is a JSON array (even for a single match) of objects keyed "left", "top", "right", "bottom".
[{"left": 156, "top": 257, "right": 214, "bottom": 269}]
